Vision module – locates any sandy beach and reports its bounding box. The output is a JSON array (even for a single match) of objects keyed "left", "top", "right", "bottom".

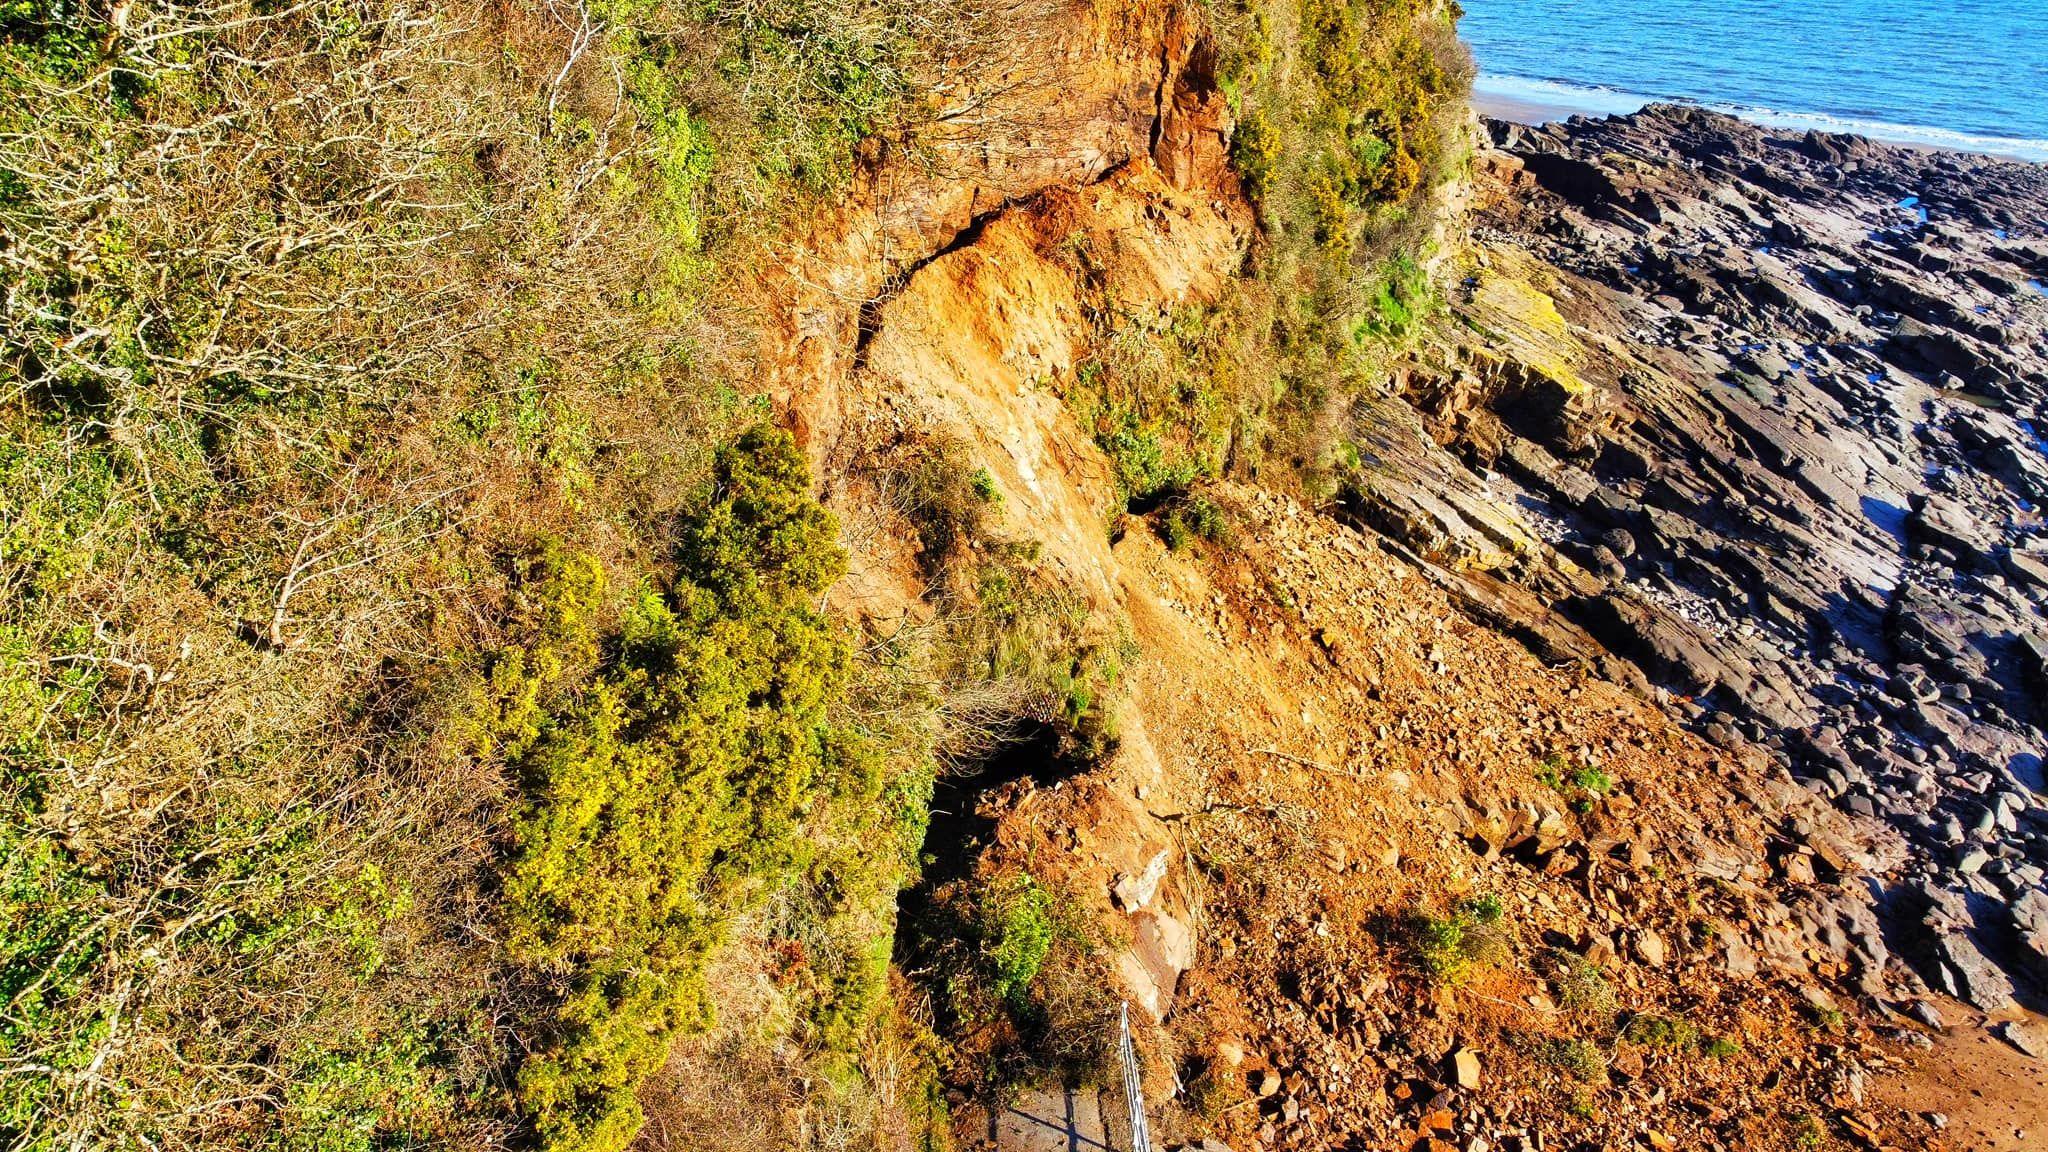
[
  {"left": 1471, "top": 75, "right": 2047, "bottom": 162},
  {"left": 1472, "top": 90, "right": 1602, "bottom": 126}
]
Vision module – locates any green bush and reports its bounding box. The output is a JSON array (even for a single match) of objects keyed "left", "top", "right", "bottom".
[
  {"left": 897, "top": 438, "right": 1001, "bottom": 573},
  {"left": 1540, "top": 1036, "right": 1608, "bottom": 1085},
  {"left": 907, "top": 869, "right": 1118, "bottom": 1093},
  {"left": 1231, "top": 109, "right": 1282, "bottom": 197},
  {"left": 984, "top": 876, "right": 1056, "bottom": 1004},
  {"left": 1220, "top": 0, "right": 1468, "bottom": 233},
  {"left": 1622, "top": 1013, "right": 1700, "bottom": 1050},
  {"left": 1059, "top": 302, "right": 1243, "bottom": 519},
  {"left": 1190, "top": 0, "right": 1472, "bottom": 489},
  {"left": 1410, "top": 894, "right": 1511, "bottom": 982},
  {"left": 1160, "top": 494, "right": 1230, "bottom": 551},
  {"left": 497, "top": 428, "right": 864, "bottom": 1152},
  {"left": 1548, "top": 948, "right": 1617, "bottom": 1025},
  {"left": 1538, "top": 755, "right": 1616, "bottom": 813},
  {"left": 971, "top": 467, "right": 1004, "bottom": 506}
]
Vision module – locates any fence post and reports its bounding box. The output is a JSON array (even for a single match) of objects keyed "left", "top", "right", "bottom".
[{"left": 1118, "top": 1001, "right": 1152, "bottom": 1152}]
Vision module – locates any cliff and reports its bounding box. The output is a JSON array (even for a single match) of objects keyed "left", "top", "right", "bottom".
[{"left": 2, "top": 3, "right": 2044, "bottom": 1152}]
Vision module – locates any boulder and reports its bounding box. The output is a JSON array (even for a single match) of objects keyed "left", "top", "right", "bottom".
[
  {"left": 1906, "top": 495, "right": 1996, "bottom": 565},
  {"left": 1903, "top": 881, "right": 2016, "bottom": 1012}
]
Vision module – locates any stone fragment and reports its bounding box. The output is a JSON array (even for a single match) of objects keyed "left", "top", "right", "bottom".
[
  {"left": 1633, "top": 927, "right": 1668, "bottom": 968},
  {"left": 1114, "top": 848, "right": 1171, "bottom": 912},
  {"left": 1583, "top": 933, "right": 1616, "bottom": 968},
  {"left": 1714, "top": 921, "right": 1759, "bottom": 978},
  {"left": 1452, "top": 1047, "right": 1482, "bottom": 1090},
  {"left": 1996, "top": 1020, "right": 2045, "bottom": 1059}
]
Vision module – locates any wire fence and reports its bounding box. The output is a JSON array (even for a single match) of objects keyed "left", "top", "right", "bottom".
[{"left": 1118, "top": 1001, "right": 1152, "bottom": 1152}]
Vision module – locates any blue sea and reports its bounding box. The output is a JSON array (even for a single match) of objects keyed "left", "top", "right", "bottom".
[{"left": 1461, "top": 0, "right": 2048, "bottom": 161}]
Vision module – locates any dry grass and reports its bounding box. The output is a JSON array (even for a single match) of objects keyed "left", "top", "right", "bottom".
[{"left": 0, "top": 0, "right": 1029, "bottom": 1146}]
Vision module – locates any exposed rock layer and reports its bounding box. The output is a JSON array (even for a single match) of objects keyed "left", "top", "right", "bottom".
[{"left": 1363, "top": 103, "right": 2048, "bottom": 1008}]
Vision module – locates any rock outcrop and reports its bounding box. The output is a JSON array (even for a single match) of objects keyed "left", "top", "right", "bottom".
[{"left": 1353, "top": 103, "right": 2048, "bottom": 1007}]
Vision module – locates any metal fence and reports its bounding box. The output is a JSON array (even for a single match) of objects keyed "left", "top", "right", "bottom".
[{"left": 1118, "top": 1002, "right": 1152, "bottom": 1152}]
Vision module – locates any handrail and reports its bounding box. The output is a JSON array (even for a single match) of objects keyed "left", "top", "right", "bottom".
[{"left": 1118, "top": 1001, "right": 1152, "bottom": 1152}]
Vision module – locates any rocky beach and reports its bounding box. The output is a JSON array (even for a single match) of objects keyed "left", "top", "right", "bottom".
[{"left": 1352, "top": 101, "right": 2048, "bottom": 1017}]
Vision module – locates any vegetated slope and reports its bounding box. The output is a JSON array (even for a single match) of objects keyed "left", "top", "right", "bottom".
[
  {"left": 0, "top": 0, "right": 1046, "bottom": 1148},
  {"left": 721, "top": 7, "right": 2034, "bottom": 1152},
  {"left": 0, "top": 0, "right": 1467, "bottom": 1147}
]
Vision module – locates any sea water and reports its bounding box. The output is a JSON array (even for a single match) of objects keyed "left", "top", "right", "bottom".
[{"left": 1461, "top": 0, "right": 2048, "bottom": 161}]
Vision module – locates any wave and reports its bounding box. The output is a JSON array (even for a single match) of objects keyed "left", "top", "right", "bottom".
[{"left": 1473, "top": 74, "right": 2048, "bottom": 163}]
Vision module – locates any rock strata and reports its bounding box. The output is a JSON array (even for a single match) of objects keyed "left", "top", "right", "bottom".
[{"left": 1373, "top": 104, "right": 2048, "bottom": 1005}]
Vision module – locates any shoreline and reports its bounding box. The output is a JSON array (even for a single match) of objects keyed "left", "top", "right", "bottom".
[
  {"left": 1472, "top": 75, "right": 2048, "bottom": 163},
  {"left": 1471, "top": 91, "right": 1604, "bottom": 130}
]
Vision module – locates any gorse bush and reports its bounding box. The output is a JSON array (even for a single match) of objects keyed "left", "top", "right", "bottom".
[
  {"left": 491, "top": 429, "right": 864, "bottom": 1152},
  {"left": 1172, "top": 0, "right": 1471, "bottom": 493},
  {"left": 1223, "top": 0, "right": 1467, "bottom": 247}
]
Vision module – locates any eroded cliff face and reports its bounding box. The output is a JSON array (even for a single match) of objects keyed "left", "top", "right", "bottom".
[
  {"left": 672, "top": 4, "right": 2048, "bottom": 1149},
  {"left": 746, "top": 0, "right": 1242, "bottom": 450}
]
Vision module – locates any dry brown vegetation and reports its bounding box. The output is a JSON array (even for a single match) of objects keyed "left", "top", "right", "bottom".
[{"left": 0, "top": 0, "right": 1004, "bottom": 1147}]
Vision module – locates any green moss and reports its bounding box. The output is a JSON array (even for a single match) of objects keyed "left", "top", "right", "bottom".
[{"left": 1350, "top": 254, "right": 1436, "bottom": 345}]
